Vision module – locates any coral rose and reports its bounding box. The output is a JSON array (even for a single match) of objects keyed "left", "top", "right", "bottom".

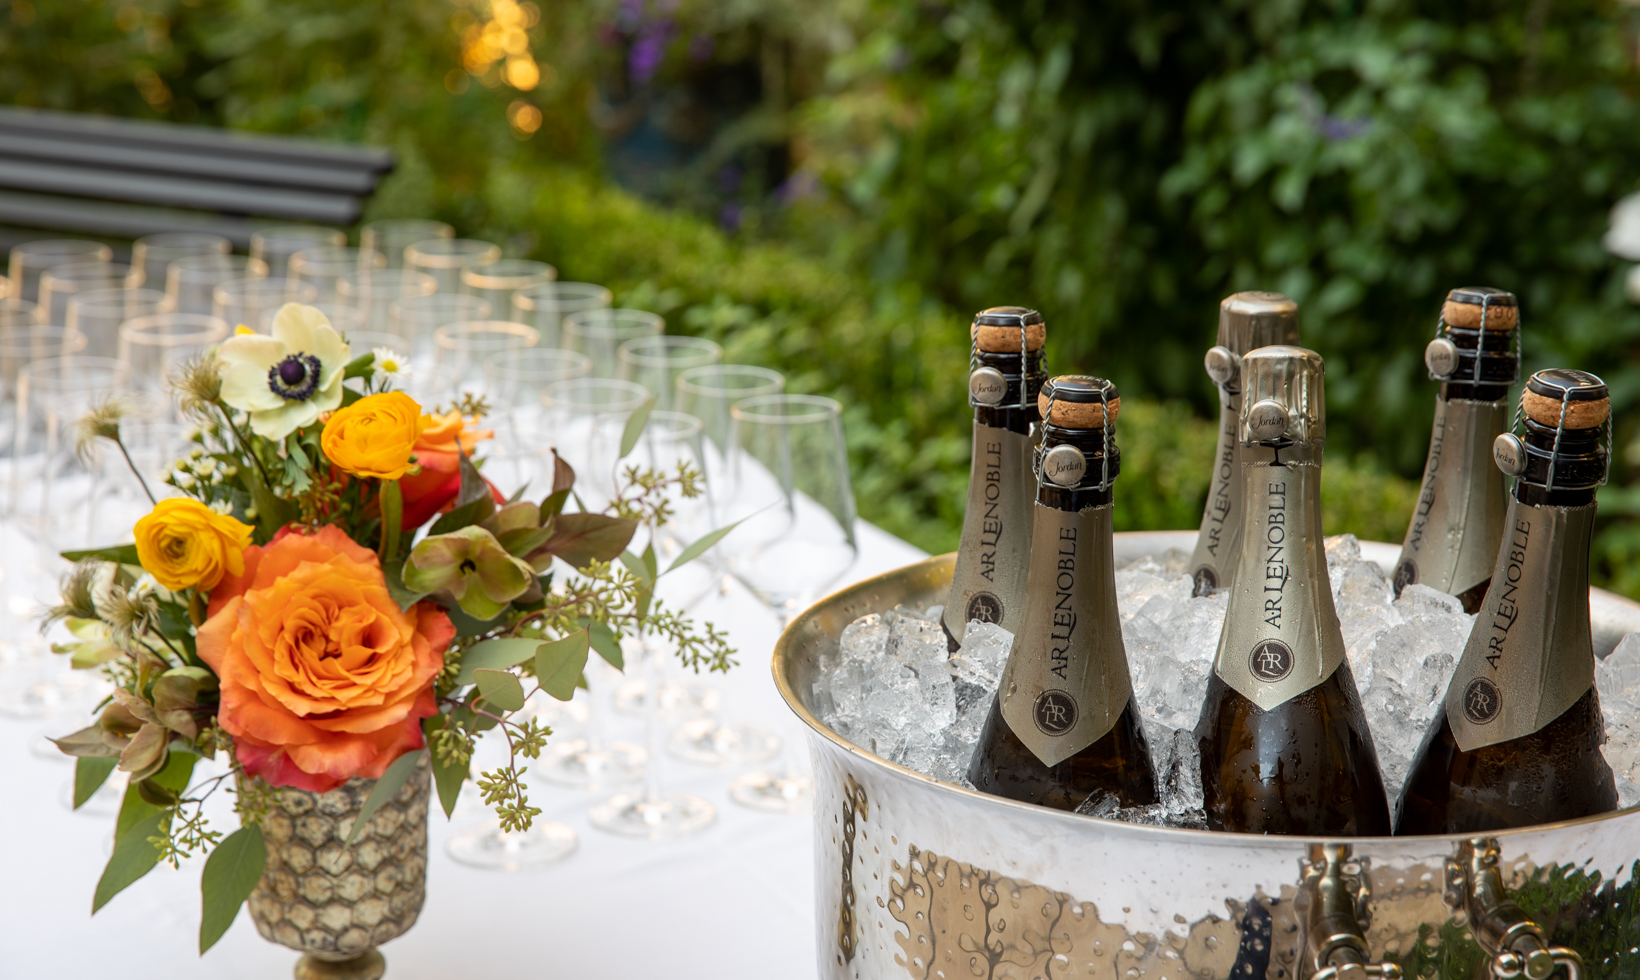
[
  {"left": 133, "top": 498, "right": 254, "bottom": 592},
  {"left": 197, "top": 525, "right": 453, "bottom": 791},
  {"left": 398, "top": 410, "right": 503, "bottom": 530},
  {"left": 321, "top": 391, "right": 428, "bottom": 480}
]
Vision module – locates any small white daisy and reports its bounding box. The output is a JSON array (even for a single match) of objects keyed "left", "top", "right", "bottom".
[
  {"left": 176, "top": 472, "right": 197, "bottom": 489},
  {"left": 372, "top": 346, "right": 412, "bottom": 388},
  {"left": 208, "top": 499, "right": 233, "bottom": 515}
]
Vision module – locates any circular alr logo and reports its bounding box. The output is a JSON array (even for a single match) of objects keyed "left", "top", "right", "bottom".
[
  {"left": 1033, "top": 690, "right": 1078, "bottom": 737},
  {"left": 1248, "top": 639, "right": 1294, "bottom": 683},
  {"left": 966, "top": 592, "right": 1004, "bottom": 625},
  {"left": 1463, "top": 678, "right": 1503, "bottom": 725},
  {"left": 1393, "top": 560, "right": 1417, "bottom": 595},
  {"left": 1192, "top": 566, "right": 1218, "bottom": 596}
]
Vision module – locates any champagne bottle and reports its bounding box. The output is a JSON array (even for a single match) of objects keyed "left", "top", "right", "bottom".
[
  {"left": 942, "top": 307, "right": 1047, "bottom": 649},
  {"left": 1395, "top": 368, "right": 1619, "bottom": 835},
  {"left": 1190, "top": 292, "right": 1300, "bottom": 597},
  {"left": 968, "top": 375, "right": 1157, "bottom": 812},
  {"left": 1194, "top": 346, "right": 1392, "bottom": 836},
  {"left": 1392, "top": 287, "right": 1520, "bottom": 612}
]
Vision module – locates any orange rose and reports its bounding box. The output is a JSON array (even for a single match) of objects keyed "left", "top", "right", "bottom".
[
  {"left": 398, "top": 410, "right": 502, "bottom": 530},
  {"left": 197, "top": 525, "right": 453, "bottom": 791}
]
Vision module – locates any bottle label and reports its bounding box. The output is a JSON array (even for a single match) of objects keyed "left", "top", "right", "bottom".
[
  {"left": 1212, "top": 455, "right": 1347, "bottom": 710},
  {"left": 1445, "top": 501, "right": 1597, "bottom": 752},
  {"left": 1189, "top": 397, "right": 1240, "bottom": 594},
  {"left": 998, "top": 503, "right": 1133, "bottom": 767},
  {"left": 944, "top": 422, "right": 1034, "bottom": 639},
  {"left": 1393, "top": 397, "right": 1508, "bottom": 597}
]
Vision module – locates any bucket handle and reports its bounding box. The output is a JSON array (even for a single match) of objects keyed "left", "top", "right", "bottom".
[
  {"left": 1445, "top": 838, "right": 1586, "bottom": 980},
  {"left": 1300, "top": 843, "right": 1404, "bottom": 980}
]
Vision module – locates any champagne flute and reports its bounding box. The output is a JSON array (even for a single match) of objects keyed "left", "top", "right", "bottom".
[
  {"left": 129, "top": 232, "right": 229, "bottom": 290},
  {"left": 616, "top": 336, "right": 722, "bottom": 413},
  {"left": 360, "top": 219, "right": 453, "bottom": 271},
  {"left": 718, "top": 394, "right": 858, "bottom": 813},
  {"left": 8, "top": 240, "right": 112, "bottom": 304},
  {"left": 405, "top": 239, "right": 501, "bottom": 294},
  {"left": 168, "top": 255, "right": 269, "bottom": 317},
  {"left": 248, "top": 225, "right": 345, "bottom": 279},
  {"left": 564, "top": 309, "right": 663, "bottom": 379},
  {"left": 512, "top": 282, "right": 611, "bottom": 350},
  {"left": 461, "top": 259, "right": 556, "bottom": 321}
]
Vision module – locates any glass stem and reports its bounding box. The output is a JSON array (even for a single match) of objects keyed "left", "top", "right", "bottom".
[{"left": 642, "top": 636, "right": 663, "bottom": 804}]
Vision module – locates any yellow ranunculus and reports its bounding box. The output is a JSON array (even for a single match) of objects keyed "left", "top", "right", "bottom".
[
  {"left": 321, "top": 391, "right": 429, "bottom": 480},
  {"left": 133, "top": 498, "right": 254, "bottom": 593}
]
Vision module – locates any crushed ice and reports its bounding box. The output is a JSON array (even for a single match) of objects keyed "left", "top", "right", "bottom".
[{"left": 810, "top": 534, "right": 1640, "bottom": 827}]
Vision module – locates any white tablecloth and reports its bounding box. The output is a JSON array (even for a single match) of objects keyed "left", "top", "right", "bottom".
[{"left": 0, "top": 520, "right": 927, "bottom": 979}]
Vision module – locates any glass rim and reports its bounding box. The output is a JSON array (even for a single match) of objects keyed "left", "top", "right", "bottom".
[
  {"left": 404, "top": 239, "right": 502, "bottom": 268},
  {"left": 360, "top": 218, "right": 454, "bottom": 235},
  {"left": 20, "top": 354, "right": 131, "bottom": 388},
  {"left": 482, "top": 346, "right": 592, "bottom": 379},
  {"left": 389, "top": 293, "right": 493, "bottom": 318},
  {"left": 541, "top": 377, "right": 651, "bottom": 413},
  {"left": 617, "top": 335, "right": 723, "bottom": 368},
  {"left": 730, "top": 393, "right": 842, "bottom": 424},
  {"left": 170, "top": 255, "right": 270, "bottom": 282},
  {"left": 213, "top": 277, "right": 318, "bottom": 302},
  {"left": 646, "top": 409, "right": 705, "bottom": 440},
  {"left": 460, "top": 259, "right": 557, "bottom": 290},
  {"left": 513, "top": 281, "right": 613, "bottom": 311},
  {"left": 134, "top": 231, "right": 231, "bottom": 250},
  {"left": 10, "top": 239, "right": 112, "bottom": 260},
  {"left": 563, "top": 307, "right": 664, "bottom": 338},
  {"left": 336, "top": 269, "right": 437, "bottom": 297},
  {"left": 0, "top": 324, "right": 87, "bottom": 357},
  {"left": 250, "top": 225, "right": 346, "bottom": 245},
  {"left": 0, "top": 299, "right": 40, "bottom": 321},
  {"left": 432, "top": 320, "right": 540, "bottom": 351},
  {"left": 40, "top": 262, "right": 132, "bottom": 286},
  {"left": 120, "top": 313, "right": 229, "bottom": 346},
  {"left": 676, "top": 363, "right": 786, "bottom": 397},
  {"left": 289, "top": 247, "right": 386, "bottom": 273},
  {"left": 67, "top": 287, "right": 168, "bottom": 313}
]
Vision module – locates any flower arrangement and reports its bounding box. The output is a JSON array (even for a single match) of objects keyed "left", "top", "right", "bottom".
[{"left": 48, "top": 303, "right": 735, "bottom": 952}]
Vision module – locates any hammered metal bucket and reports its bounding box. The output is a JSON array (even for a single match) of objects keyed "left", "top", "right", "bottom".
[
  {"left": 774, "top": 531, "right": 1640, "bottom": 980},
  {"left": 246, "top": 756, "right": 431, "bottom": 979}
]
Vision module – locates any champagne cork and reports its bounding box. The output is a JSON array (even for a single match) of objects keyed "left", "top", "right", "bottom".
[
  {"left": 1442, "top": 287, "right": 1518, "bottom": 331},
  {"left": 1522, "top": 368, "right": 1610, "bottom": 429},
  {"left": 1218, "top": 291, "right": 1299, "bottom": 354},
  {"left": 972, "top": 306, "right": 1046, "bottom": 353},
  {"left": 1239, "top": 345, "right": 1325, "bottom": 446},
  {"left": 1038, "top": 375, "right": 1119, "bottom": 428}
]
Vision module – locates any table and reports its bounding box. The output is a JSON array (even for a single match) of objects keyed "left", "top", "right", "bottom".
[{"left": 0, "top": 520, "right": 928, "bottom": 979}]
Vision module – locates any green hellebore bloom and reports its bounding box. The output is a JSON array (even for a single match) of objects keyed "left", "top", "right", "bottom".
[{"left": 404, "top": 525, "right": 536, "bottom": 621}]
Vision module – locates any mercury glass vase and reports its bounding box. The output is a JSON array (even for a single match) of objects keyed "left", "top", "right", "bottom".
[{"left": 245, "top": 756, "right": 431, "bottom": 980}]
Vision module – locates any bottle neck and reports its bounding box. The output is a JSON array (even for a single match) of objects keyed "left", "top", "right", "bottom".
[
  {"left": 1036, "top": 424, "right": 1117, "bottom": 510},
  {"left": 1439, "top": 322, "right": 1516, "bottom": 400},
  {"left": 973, "top": 349, "right": 1045, "bottom": 432},
  {"left": 1514, "top": 419, "right": 1603, "bottom": 507}
]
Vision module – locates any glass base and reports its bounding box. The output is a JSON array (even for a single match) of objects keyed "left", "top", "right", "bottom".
[
  {"left": 729, "top": 770, "right": 814, "bottom": 815},
  {"left": 667, "top": 718, "right": 780, "bottom": 768},
  {"left": 444, "top": 817, "right": 578, "bottom": 871},
  {"left": 612, "top": 678, "right": 720, "bottom": 721},
  {"left": 588, "top": 791, "right": 716, "bottom": 840},
  {"left": 534, "top": 738, "right": 645, "bottom": 790}
]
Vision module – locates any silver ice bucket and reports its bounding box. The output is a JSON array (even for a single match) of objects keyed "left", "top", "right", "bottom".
[{"left": 774, "top": 532, "right": 1640, "bottom": 980}]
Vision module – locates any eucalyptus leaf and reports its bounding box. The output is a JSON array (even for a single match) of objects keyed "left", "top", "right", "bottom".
[
  {"left": 534, "top": 630, "right": 590, "bottom": 701},
  {"left": 453, "top": 637, "right": 543, "bottom": 687},
  {"left": 539, "top": 488, "right": 571, "bottom": 520},
  {"left": 73, "top": 756, "right": 117, "bottom": 809},
  {"left": 199, "top": 824, "right": 267, "bottom": 953},
  {"left": 60, "top": 544, "right": 139, "bottom": 565},
  {"left": 619, "top": 395, "right": 656, "bottom": 459},
  {"left": 93, "top": 811, "right": 167, "bottom": 913},
  {"left": 619, "top": 549, "right": 653, "bottom": 587},
  {"left": 424, "top": 718, "right": 468, "bottom": 820},
  {"left": 536, "top": 513, "right": 637, "bottom": 570},
  {"left": 589, "top": 620, "right": 623, "bottom": 670},
  {"left": 664, "top": 519, "right": 745, "bottom": 575},
  {"left": 344, "top": 749, "right": 424, "bottom": 846},
  {"left": 473, "top": 669, "right": 526, "bottom": 712}
]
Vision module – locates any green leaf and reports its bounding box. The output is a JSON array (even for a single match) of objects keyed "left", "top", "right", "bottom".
[
  {"left": 424, "top": 716, "right": 468, "bottom": 820},
  {"left": 534, "top": 630, "right": 590, "bottom": 701},
  {"left": 640, "top": 542, "right": 657, "bottom": 581},
  {"left": 73, "top": 756, "right": 117, "bottom": 809},
  {"left": 427, "top": 495, "right": 494, "bottom": 537},
  {"left": 342, "top": 352, "right": 376, "bottom": 379},
  {"left": 453, "top": 637, "right": 543, "bottom": 687},
  {"left": 344, "top": 749, "right": 424, "bottom": 846},
  {"left": 537, "top": 513, "right": 638, "bottom": 570},
  {"left": 454, "top": 448, "right": 494, "bottom": 509},
  {"left": 497, "top": 524, "right": 554, "bottom": 559},
  {"left": 619, "top": 395, "right": 656, "bottom": 459},
  {"left": 619, "top": 549, "right": 654, "bottom": 587},
  {"left": 61, "top": 544, "right": 139, "bottom": 565},
  {"left": 473, "top": 668, "right": 526, "bottom": 712},
  {"left": 539, "top": 488, "right": 571, "bottom": 520},
  {"left": 115, "top": 750, "right": 196, "bottom": 844},
  {"left": 378, "top": 480, "right": 402, "bottom": 563},
  {"left": 381, "top": 557, "right": 429, "bottom": 612},
  {"left": 241, "top": 466, "right": 294, "bottom": 545},
  {"left": 198, "top": 825, "right": 267, "bottom": 953},
  {"left": 589, "top": 620, "right": 623, "bottom": 670},
  {"left": 94, "top": 811, "right": 167, "bottom": 913},
  {"left": 664, "top": 519, "right": 745, "bottom": 575}
]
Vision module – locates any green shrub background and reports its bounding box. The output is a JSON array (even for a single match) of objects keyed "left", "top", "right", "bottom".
[{"left": 9, "top": 0, "right": 1640, "bottom": 592}]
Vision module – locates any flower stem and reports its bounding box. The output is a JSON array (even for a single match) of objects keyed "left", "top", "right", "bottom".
[{"left": 113, "top": 434, "right": 157, "bottom": 505}]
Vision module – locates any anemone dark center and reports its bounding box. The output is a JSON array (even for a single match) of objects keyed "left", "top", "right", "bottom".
[{"left": 267, "top": 353, "right": 322, "bottom": 401}]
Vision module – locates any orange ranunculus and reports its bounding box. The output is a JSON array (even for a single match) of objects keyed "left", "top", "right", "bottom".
[
  {"left": 398, "top": 410, "right": 502, "bottom": 530},
  {"left": 321, "top": 391, "right": 428, "bottom": 480},
  {"left": 197, "top": 524, "right": 453, "bottom": 792},
  {"left": 133, "top": 498, "right": 255, "bottom": 592}
]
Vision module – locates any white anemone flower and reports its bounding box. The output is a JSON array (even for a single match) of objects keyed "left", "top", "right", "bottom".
[{"left": 215, "top": 303, "right": 352, "bottom": 440}]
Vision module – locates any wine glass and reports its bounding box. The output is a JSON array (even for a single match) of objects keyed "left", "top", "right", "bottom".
[
  {"left": 8, "top": 240, "right": 112, "bottom": 304},
  {"left": 564, "top": 308, "right": 663, "bottom": 379},
  {"left": 461, "top": 259, "right": 556, "bottom": 321},
  {"left": 337, "top": 270, "right": 437, "bottom": 333},
  {"left": 212, "top": 277, "right": 318, "bottom": 331},
  {"left": 288, "top": 246, "right": 386, "bottom": 304},
  {"left": 66, "top": 288, "right": 168, "bottom": 357},
  {"left": 512, "top": 282, "right": 611, "bottom": 349},
  {"left": 129, "top": 232, "right": 229, "bottom": 290},
  {"left": 248, "top": 225, "right": 345, "bottom": 279},
  {"left": 168, "top": 255, "right": 269, "bottom": 316},
  {"left": 482, "top": 348, "right": 592, "bottom": 451},
  {"left": 360, "top": 219, "right": 453, "bottom": 271},
  {"left": 718, "top": 394, "right": 858, "bottom": 813},
  {"left": 388, "top": 293, "right": 491, "bottom": 365},
  {"left": 404, "top": 239, "right": 501, "bottom": 294},
  {"left": 616, "top": 336, "right": 722, "bottom": 413}
]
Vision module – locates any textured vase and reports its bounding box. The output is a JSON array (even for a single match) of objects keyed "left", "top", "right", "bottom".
[{"left": 246, "top": 756, "right": 430, "bottom": 978}]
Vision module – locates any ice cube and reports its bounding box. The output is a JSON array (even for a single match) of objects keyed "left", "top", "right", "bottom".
[{"left": 1597, "top": 632, "right": 1640, "bottom": 808}]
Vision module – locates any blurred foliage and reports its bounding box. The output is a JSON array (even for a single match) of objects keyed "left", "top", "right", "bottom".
[{"left": 18, "top": 0, "right": 1640, "bottom": 595}]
